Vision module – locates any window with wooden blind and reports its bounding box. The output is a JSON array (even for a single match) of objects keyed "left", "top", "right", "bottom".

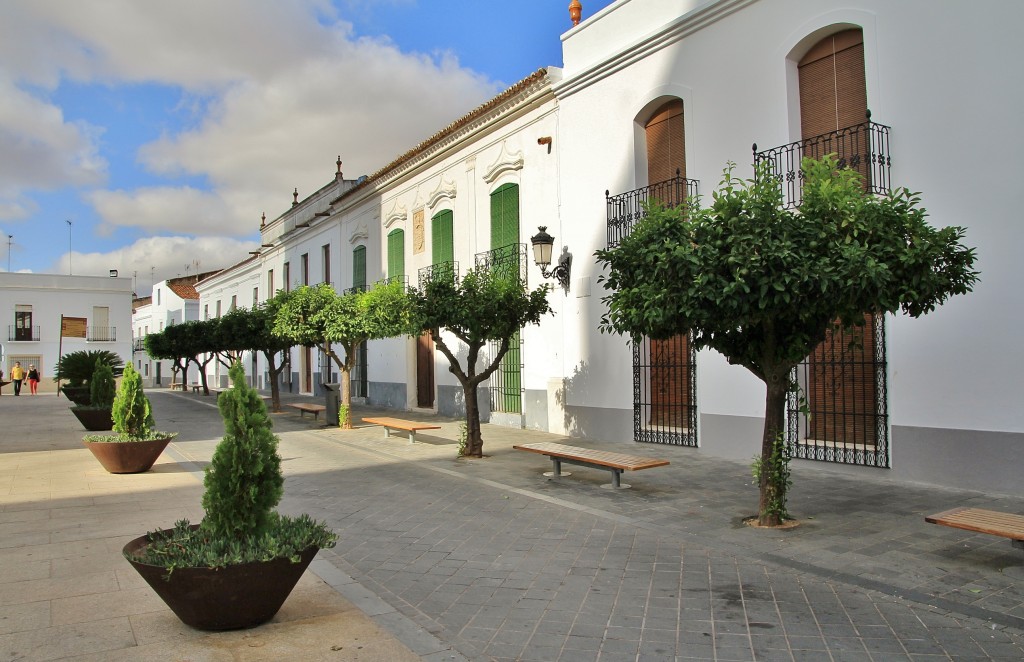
[
  {"left": 352, "top": 245, "right": 366, "bottom": 290},
  {"left": 635, "top": 98, "right": 697, "bottom": 447},
  {"left": 488, "top": 183, "right": 522, "bottom": 415},
  {"left": 789, "top": 27, "right": 889, "bottom": 467},
  {"left": 431, "top": 209, "right": 454, "bottom": 265},
  {"left": 387, "top": 229, "right": 405, "bottom": 278},
  {"left": 322, "top": 244, "right": 331, "bottom": 284}
]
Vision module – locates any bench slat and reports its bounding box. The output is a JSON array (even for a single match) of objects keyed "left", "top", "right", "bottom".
[
  {"left": 513, "top": 442, "right": 669, "bottom": 471},
  {"left": 926, "top": 507, "right": 1024, "bottom": 539}
]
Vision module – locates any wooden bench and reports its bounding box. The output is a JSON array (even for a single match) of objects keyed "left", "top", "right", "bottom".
[
  {"left": 362, "top": 417, "right": 441, "bottom": 444},
  {"left": 169, "top": 382, "right": 184, "bottom": 391},
  {"left": 513, "top": 441, "right": 669, "bottom": 489},
  {"left": 926, "top": 507, "right": 1024, "bottom": 553},
  {"left": 289, "top": 403, "right": 327, "bottom": 421}
]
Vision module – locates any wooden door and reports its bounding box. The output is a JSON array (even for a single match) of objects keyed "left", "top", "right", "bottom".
[{"left": 416, "top": 332, "right": 434, "bottom": 408}]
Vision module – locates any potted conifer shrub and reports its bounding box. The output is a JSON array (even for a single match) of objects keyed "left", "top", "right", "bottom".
[
  {"left": 122, "top": 362, "right": 337, "bottom": 630},
  {"left": 70, "top": 360, "right": 116, "bottom": 431},
  {"left": 83, "top": 363, "right": 176, "bottom": 473}
]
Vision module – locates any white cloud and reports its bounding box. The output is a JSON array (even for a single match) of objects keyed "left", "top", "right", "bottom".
[
  {"left": 0, "top": 76, "right": 106, "bottom": 220},
  {"left": 54, "top": 235, "right": 258, "bottom": 294},
  {"left": 1, "top": 0, "right": 500, "bottom": 258},
  {"left": 89, "top": 187, "right": 239, "bottom": 237}
]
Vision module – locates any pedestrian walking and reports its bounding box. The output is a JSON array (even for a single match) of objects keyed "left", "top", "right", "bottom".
[
  {"left": 27, "top": 364, "right": 39, "bottom": 395},
  {"left": 10, "top": 361, "right": 25, "bottom": 396}
]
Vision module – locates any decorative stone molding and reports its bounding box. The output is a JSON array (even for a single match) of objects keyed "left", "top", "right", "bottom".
[
  {"left": 383, "top": 201, "right": 407, "bottom": 229},
  {"left": 427, "top": 176, "right": 457, "bottom": 209},
  {"left": 483, "top": 142, "right": 524, "bottom": 184},
  {"left": 349, "top": 223, "right": 369, "bottom": 245}
]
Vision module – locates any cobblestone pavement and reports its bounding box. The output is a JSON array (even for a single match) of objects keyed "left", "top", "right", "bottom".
[{"left": 3, "top": 390, "right": 1023, "bottom": 661}]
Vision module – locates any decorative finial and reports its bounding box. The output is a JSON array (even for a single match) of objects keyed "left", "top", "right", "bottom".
[
  {"left": 260, "top": 212, "right": 266, "bottom": 229},
  {"left": 292, "top": 188, "right": 298, "bottom": 207},
  {"left": 336, "top": 156, "right": 342, "bottom": 174},
  {"left": 569, "top": 0, "right": 582, "bottom": 26}
]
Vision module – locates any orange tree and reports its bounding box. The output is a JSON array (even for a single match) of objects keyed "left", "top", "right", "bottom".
[
  {"left": 596, "top": 156, "right": 978, "bottom": 525},
  {"left": 272, "top": 280, "right": 413, "bottom": 427},
  {"left": 409, "top": 265, "right": 551, "bottom": 458}
]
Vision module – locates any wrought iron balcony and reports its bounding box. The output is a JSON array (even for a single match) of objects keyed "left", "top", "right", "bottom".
[
  {"left": 8, "top": 325, "right": 40, "bottom": 341},
  {"left": 753, "top": 120, "right": 891, "bottom": 208},
  {"left": 375, "top": 274, "right": 409, "bottom": 288},
  {"left": 606, "top": 171, "right": 699, "bottom": 248},
  {"left": 133, "top": 338, "right": 146, "bottom": 352},
  {"left": 87, "top": 326, "right": 117, "bottom": 342},
  {"left": 475, "top": 243, "right": 526, "bottom": 284},
  {"left": 418, "top": 261, "right": 459, "bottom": 291},
  {"left": 343, "top": 284, "right": 367, "bottom": 295}
]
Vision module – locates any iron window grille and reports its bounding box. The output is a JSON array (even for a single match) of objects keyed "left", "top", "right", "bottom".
[
  {"left": 606, "top": 171, "right": 699, "bottom": 249},
  {"left": 9, "top": 325, "right": 40, "bottom": 341},
  {"left": 476, "top": 243, "right": 527, "bottom": 415},
  {"left": 787, "top": 315, "right": 889, "bottom": 467},
  {"left": 87, "top": 327, "right": 117, "bottom": 342},
  {"left": 753, "top": 119, "right": 891, "bottom": 208},
  {"left": 607, "top": 176, "right": 700, "bottom": 447}
]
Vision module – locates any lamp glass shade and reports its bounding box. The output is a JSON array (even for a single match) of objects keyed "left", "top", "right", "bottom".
[{"left": 530, "top": 226, "right": 555, "bottom": 267}]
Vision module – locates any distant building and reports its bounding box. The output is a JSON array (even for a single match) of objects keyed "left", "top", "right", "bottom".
[
  {"left": 132, "top": 272, "right": 220, "bottom": 387},
  {"left": 0, "top": 272, "right": 132, "bottom": 394}
]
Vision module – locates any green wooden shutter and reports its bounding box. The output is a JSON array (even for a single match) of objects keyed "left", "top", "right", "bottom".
[
  {"left": 387, "top": 229, "right": 405, "bottom": 278},
  {"left": 431, "top": 210, "right": 454, "bottom": 264},
  {"left": 490, "top": 183, "right": 520, "bottom": 250},
  {"left": 352, "top": 245, "right": 366, "bottom": 290}
]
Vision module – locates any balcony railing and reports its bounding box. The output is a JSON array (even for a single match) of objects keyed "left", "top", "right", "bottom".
[
  {"left": 375, "top": 274, "right": 409, "bottom": 288},
  {"left": 753, "top": 120, "right": 891, "bottom": 208},
  {"left": 8, "top": 325, "right": 40, "bottom": 342},
  {"left": 133, "top": 338, "right": 146, "bottom": 352},
  {"left": 343, "top": 284, "right": 367, "bottom": 295},
  {"left": 475, "top": 243, "right": 526, "bottom": 285},
  {"left": 87, "top": 326, "right": 117, "bottom": 342},
  {"left": 606, "top": 171, "right": 699, "bottom": 248},
  {"left": 418, "top": 261, "right": 459, "bottom": 291}
]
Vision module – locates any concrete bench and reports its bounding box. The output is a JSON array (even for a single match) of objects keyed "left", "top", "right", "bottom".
[
  {"left": 926, "top": 507, "right": 1024, "bottom": 553},
  {"left": 169, "top": 382, "right": 184, "bottom": 391},
  {"left": 289, "top": 403, "right": 327, "bottom": 421},
  {"left": 191, "top": 383, "right": 202, "bottom": 393},
  {"left": 362, "top": 417, "right": 441, "bottom": 444},
  {"left": 513, "top": 441, "right": 669, "bottom": 489}
]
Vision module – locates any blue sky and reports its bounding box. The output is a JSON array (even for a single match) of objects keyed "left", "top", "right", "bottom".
[{"left": 0, "top": 0, "right": 614, "bottom": 293}]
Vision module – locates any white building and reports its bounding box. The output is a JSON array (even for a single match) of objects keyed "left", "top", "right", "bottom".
[
  {"left": 1, "top": 272, "right": 133, "bottom": 393},
  {"left": 132, "top": 272, "right": 219, "bottom": 387},
  {"left": 196, "top": 0, "right": 1023, "bottom": 498}
]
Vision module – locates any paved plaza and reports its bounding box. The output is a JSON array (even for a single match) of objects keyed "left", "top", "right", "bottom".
[{"left": 1, "top": 389, "right": 1023, "bottom": 660}]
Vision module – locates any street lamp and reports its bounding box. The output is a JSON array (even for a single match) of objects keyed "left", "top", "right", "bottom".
[{"left": 529, "top": 226, "right": 572, "bottom": 291}]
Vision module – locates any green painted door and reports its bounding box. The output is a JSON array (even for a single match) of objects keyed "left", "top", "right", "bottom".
[{"left": 489, "top": 184, "right": 521, "bottom": 414}]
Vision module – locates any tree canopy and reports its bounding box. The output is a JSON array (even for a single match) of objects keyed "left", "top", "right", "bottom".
[
  {"left": 409, "top": 265, "right": 552, "bottom": 457},
  {"left": 596, "top": 156, "right": 978, "bottom": 524}
]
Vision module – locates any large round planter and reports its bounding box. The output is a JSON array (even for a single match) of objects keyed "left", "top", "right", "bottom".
[
  {"left": 61, "top": 385, "right": 92, "bottom": 406},
  {"left": 123, "top": 530, "right": 319, "bottom": 631},
  {"left": 83, "top": 436, "right": 173, "bottom": 474},
  {"left": 70, "top": 407, "right": 114, "bottom": 431}
]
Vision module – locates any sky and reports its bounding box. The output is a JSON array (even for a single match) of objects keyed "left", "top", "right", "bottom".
[{"left": 0, "top": 0, "right": 615, "bottom": 295}]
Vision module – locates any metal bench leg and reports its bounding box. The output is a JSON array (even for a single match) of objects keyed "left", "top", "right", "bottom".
[
  {"left": 543, "top": 457, "right": 570, "bottom": 478},
  {"left": 601, "top": 469, "right": 630, "bottom": 490}
]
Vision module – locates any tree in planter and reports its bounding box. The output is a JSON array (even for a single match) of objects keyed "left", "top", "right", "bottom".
[
  {"left": 409, "top": 265, "right": 552, "bottom": 458},
  {"left": 112, "top": 362, "right": 157, "bottom": 439},
  {"left": 53, "top": 349, "right": 124, "bottom": 404},
  {"left": 89, "top": 360, "right": 117, "bottom": 409},
  {"left": 127, "top": 361, "right": 335, "bottom": 568},
  {"left": 596, "top": 156, "right": 978, "bottom": 526},
  {"left": 273, "top": 281, "right": 414, "bottom": 428}
]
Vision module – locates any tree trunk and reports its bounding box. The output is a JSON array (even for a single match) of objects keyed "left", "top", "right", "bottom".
[
  {"left": 758, "top": 376, "right": 789, "bottom": 526},
  {"left": 265, "top": 350, "right": 283, "bottom": 412},
  {"left": 462, "top": 382, "right": 483, "bottom": 457}
]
